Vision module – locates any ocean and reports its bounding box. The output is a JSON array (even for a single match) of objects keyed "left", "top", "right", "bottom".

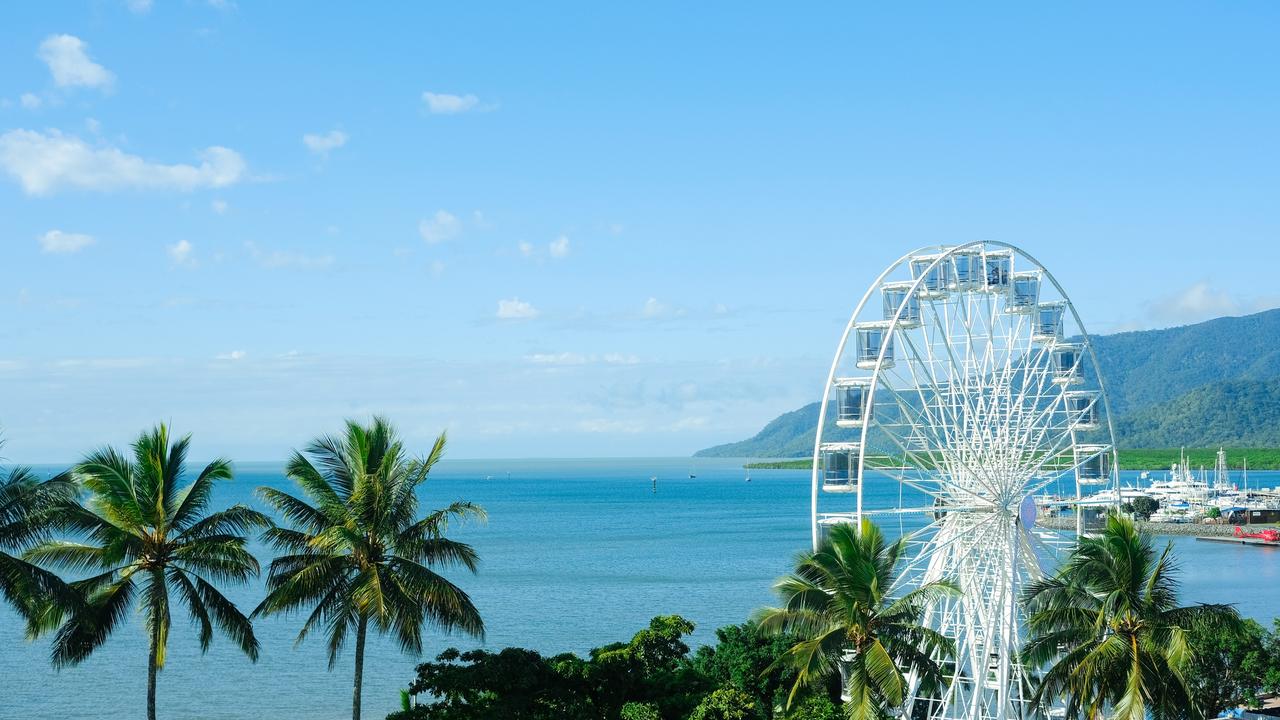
[{"left": 2, "top": 457, "right": 1277, "bottom": 720}]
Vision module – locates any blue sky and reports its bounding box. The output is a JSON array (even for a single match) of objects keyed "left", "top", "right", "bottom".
[{"left": 2, "top": 2, "right": 1279, "bottom": 461}]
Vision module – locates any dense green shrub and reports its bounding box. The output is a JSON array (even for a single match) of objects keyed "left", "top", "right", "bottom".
[
  {"left": 689, "top": 688, "right": 757, "bottom": 720},
  {"left": 619, "top": 702, "right": 661, "bottom": 720},
  {"left": 691, "top": 621, "right": 800, "bottom": 717},
  {"left": 387, "top": 616, "right": 709, "bottom": 720},
  {"left": 784, "top": 695, "right": 841, "bottom": 720}
]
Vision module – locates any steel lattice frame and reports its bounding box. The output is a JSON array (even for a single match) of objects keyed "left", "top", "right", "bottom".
[{"left": 808, "top": 242, "right": 1119, "bottom": 720}]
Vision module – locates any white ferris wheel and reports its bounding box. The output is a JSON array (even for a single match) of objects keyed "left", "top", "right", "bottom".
[{"left": 809, "top": 242, "right": 1119, "bottom": 720}]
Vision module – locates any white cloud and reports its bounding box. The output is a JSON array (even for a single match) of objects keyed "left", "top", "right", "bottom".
[
  {"left": 38, "top": 230, "right": 95, "bottom": 254},
  {"left": 216, "top": 350, "right": 246, "bottom": 361},
  {"left": 670, "top": 416, "right": 710, "bottom": 431},
  {"left": 549, "top": 235, "right": 570, "bottom": 258},
  {"left": 518, "top": 240, "right": 535, "bottom": 257},
  {"left": 302, "top": 129, "right": 348, "bottom": 155},
  {"left": 85, "top": 118, "right": 101, "bottom": 134},
  {"left": 0, "top": 129, "right": 247, "bottom": 195},
  {"left": 211, "top": 199, "right": 228, "bottom": 214},
  {"left": 126, "top": 0, "right": 154, "bottom": 13},
  {"left": 577, "top": 418, "right": 646, "bottom": 434},
  {"left": 429, "top": 260, "right": 445, "bottom": 277},
  {"left": 1142, "top": 281, "right": 1280, "bottom": 328},
  {"left": 418, "top": 210, "right": 460, "bottom": 244},
  {"left": 422, "top": 92, "right": 479, "bottom": 115},
  {"left": 20, "top": 93, "right": 42, "bottom": 109},
  {"left": 496, "top": 298, "right": 539, "bottom": 320},
  {"left": 641, "top": 297, "right": 668, "bottom": 318},
  {"left": 244, "top": 241, "right": 334, "bottom": 270},
  {"left": 525, "top": 352, "right": 640, "bottom": 366},
  {"left": 37, "top": 35, "right": 116, "bottom": 91},
  {"left": 168, "top": 239, "right": 195, "bottom": 266},
  {"left": 526, "top": 352, "right": 589, "bottom": 365}
]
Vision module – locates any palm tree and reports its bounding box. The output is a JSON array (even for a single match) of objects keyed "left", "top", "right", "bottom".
[
  {"left": 25, "top": 424, "right": 269, "bottom": 720},
  {"left": 1022, "top": 513, "right": 1241, "bottom": 720},
  {"left": 756, "top": 520, "right": 958, "bottom": 720},
  {"left": 0, "top": 437, "right": 76, "bottom": 624},
  {"left": 254, "top": 417, "right": 485, "bottom": 720}
]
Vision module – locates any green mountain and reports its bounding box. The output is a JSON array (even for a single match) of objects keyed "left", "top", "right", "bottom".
[
  {"left": 696, "top": 308, "right": 1280, "bottom": 457},
  {"left": 1113, "top": 378, "right": 1280, "bottom": 447},
  {"left": 1084, "top": 309, "right": 1280, "bottom": 417}
]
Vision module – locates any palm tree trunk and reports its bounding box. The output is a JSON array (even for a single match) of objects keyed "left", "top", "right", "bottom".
[
  {"left": 352, "top": 615, "right": 369, "bottom": 720},
  {"left": 147, "top": 625, "right": 159, "bottom": 720}
]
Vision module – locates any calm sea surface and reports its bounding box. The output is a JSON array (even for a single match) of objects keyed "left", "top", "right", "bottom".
[{"left": 3, "top": 458, "right": 1277, "bottom": 720}]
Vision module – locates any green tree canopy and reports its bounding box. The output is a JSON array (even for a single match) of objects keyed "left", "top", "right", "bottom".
[
  {"left": 756, "top": 520, "right": 958, "bottom": 720},
  {"left": 1022, "top": 514, "right": 1244, "bottom": 720},
  {"left": 255, "top": 417, "right": 485, "bottom": 720}
]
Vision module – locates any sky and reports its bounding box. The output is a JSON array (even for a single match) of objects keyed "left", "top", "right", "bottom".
[{"left": 2, "top": 2, "right": 1279, "bottom": 462}]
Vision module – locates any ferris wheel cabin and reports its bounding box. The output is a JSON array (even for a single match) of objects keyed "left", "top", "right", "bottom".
[
  {"left": 1007, "top": 272, "right": 1041, "bottom": 313},
  {"left": 1064, "top": 391, "right": 1100, "bottom": 430},
  {"left": 952, "top": 249, "right": 985, "bottom": 290},
  {"left": 1074, "top": 444, "right": 1113, "bottom": 485},
  {"left": 909, "top": 254, "right": 955, "bottom": 298},
  {"left": 982, "top": 249, "right": 1014, "bottom": 292},
  {"left": 855, "top": 321, "right": 895, "bottom": 369},
  {"left": 881, "top": 281, "right": 922, "bottom": 328},
  {"left": 1050, "top": 344, "right": 1083, "bottom": 384},
  {"left": 833, "top": 378, "right": 872, "bottom": 428},
  {"left": 820, "top": 443, "right": 861, "bottom": 493},
  {"left": 1033, "top": 301, "right": 1067, "bottom": 342}
]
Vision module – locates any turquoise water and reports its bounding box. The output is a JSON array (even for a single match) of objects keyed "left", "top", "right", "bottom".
[{"left": 2, "top": 458, "right": 1277, "bottom": 720}]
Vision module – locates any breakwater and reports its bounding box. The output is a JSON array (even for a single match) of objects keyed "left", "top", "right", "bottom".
[{"left": 1038, "top": 517, "right": 1240, "bottom": 537}]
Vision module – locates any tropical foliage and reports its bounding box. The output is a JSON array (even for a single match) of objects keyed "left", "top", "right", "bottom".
[
  {"left": 25, "top": 424, "right": 269, "bottom": 720},
  {"left": 0, "top": 438, "right": 75, "bottom": 624},
  {"left": 389, "top": 616, "right": 832, "bottom": 720},
  {"left": 254, "top": 417, "right": 484, "bottom": 720},
  {"left": 756, "top": 520, "right": 957, "bottom": 720},
  {"left": 1022, "top": 514, "right": 1244, "bottom": 720}
]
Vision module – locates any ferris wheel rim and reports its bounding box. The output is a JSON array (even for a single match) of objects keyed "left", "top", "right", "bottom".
[{"left": 808, "top": 241, "right": 1120, "bottom": 550}]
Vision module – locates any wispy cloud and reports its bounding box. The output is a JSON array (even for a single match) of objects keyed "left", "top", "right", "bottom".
[
  {"left": 37, "top": 35, "right": 115, "bottom": 92},
  {"left": 126, "top": 0, "right": 153, "bottom": 14},
  {"left": 496, "top": 298, "right": 539, "bottom": 320},
  {"left": 0, "top": 130, "right": 247, "bottom": 195},
  {"left": 244, "top": 241, "right": 334, "bottom": 269},
  {"left": 418, "top": 210, "right": 460, "bottom": 244},
  {"left": 38, "top": 230, "right": 95, "bottom": 254},
  {"left": 302, "top": 129, "right": 348, "bottom": 155},
  {"left": 517, "top": 235, "right": 571, "bottom": 261},
  {"left": 211, "top": 199, "right": 228, "bottom": 214},
  {"left": 1141, "top": 281, "right": 1280, "bottom": 328},
  {"left": 20, "top": 93, "right": 42, "bottom": 109},
  {"left": 215, "top": 350, "right": 246, "bottom": 361},
  {"left": 422, "top": 92, "right": 480, "bottom": 115},
  {"left": 525, "top": 352, "right": 640, "bottom": 366},
  {"left": 168, "top": 239, "right": 195, "bottom": 267}
]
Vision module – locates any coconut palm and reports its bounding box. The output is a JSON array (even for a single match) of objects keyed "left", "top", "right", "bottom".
[
  {"left": 756, "top": 520, "right": 958, "bottom": 720},
  {"left": 1022, "top": 513, "right": 1242, "bottom": 720},
  {"left": 25, "top": 424, "right": 269, "bottom": 720},
  {"left": 254, "top": 417, "right": 485, "bottom": 720},
  {"left": 0, "top": 438, "right": 76, "bottom": 624}
]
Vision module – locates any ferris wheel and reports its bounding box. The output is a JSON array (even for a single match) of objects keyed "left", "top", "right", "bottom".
[{"left": 809, "top": 242, "right": 1118, "bottom": 720}]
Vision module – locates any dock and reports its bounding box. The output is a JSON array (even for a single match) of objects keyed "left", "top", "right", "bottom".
[{"left": 1195, "top": 536, "right": 1280, "bottom": 547}]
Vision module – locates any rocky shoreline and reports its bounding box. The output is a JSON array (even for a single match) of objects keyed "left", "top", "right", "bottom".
[{"left": 1037, "top": 517, "right": 1240, "bottom": 537}]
